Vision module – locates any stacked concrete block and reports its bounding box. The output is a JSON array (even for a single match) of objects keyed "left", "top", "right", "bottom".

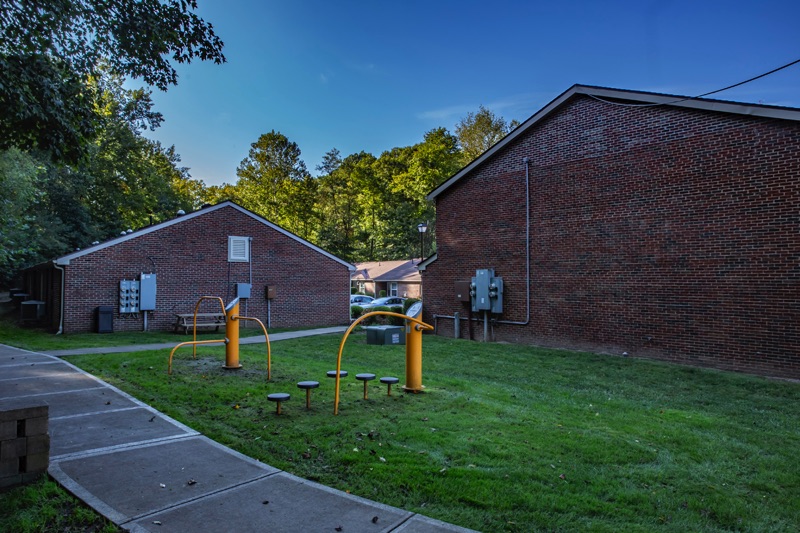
[{"left": 0, "top": 399, "right": 49, "bottom": 490}]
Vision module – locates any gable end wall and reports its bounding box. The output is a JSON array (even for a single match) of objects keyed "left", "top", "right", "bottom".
[
  {"left": 426, "top": 95, "right": 800, "bottom": 379},
  {"left": 62, "top": 206, "right": 350, "bottom": 333}
]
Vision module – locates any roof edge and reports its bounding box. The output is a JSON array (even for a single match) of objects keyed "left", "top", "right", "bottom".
[
  {"left": 51, "top": 201, "right": 355, "bottom": 270},
  {"left": 427, "top": 84, "right": 800, "bottom": 200}
]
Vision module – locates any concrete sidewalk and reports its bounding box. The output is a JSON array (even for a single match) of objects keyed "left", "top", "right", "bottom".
[
  {"left": 43, "top": 326, "right": 350, "bottom": 357},
  {"left": 0, "top": 333, "right": 476, "bottom": 532}
]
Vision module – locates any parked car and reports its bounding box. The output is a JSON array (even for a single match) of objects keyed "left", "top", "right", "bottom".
[
  {"left": 350, "top": 295, "right": 374, "bottom": 305},
  {"left": 361, "top": 296, "right": 406, "bottom": 309}
]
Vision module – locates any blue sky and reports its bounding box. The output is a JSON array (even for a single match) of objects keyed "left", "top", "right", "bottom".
[{"left": 141, "top": 1, "right": 800, "bottom": 187}]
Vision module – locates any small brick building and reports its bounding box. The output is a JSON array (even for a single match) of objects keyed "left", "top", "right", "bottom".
[
  {"left": 23, "top": 201, "right": 354, "bottom": 333},
  {"left": 422, "top": 85, "right": 800, "bottom": 380},
  {"left": 351, "top": 260, "right": 422, "bottom": 299}
]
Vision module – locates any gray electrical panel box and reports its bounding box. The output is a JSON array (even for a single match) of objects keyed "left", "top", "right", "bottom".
[
  {"left": 236, "top": 283, "right": 251, "bottom": 299},
  {"left": 119, "top": 280, "right": 140, "bottom": 313},
  {"left": 140, "top": 273, "right": 156, "bottom": 311},
  {"left": 470, "top": 268, "right": 503, "bottom": 314},
  {"left": 471, "top": 269, "right": 493, "bottom": 311}
]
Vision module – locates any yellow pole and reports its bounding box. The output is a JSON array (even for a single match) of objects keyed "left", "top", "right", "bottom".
[
  {"left": 333, "top": 311, "right": 432, "bottom": 414},
  {"left": 404, "top": 322, "right": 424, "bottom": 392},
  {"left": 224, "top": 299, "right": 242, "bottom": 369}
]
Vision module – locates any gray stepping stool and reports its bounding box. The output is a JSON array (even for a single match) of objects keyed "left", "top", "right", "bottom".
[
  {"left": 326, "top": 370, "right": 348, "bottom": 378},
  {"left": 356, "top": 373, "right": 376, "bottom": 399},
  {"left": 297, "top": 381, "right": 320, "bottom": 409},
  {"left": 268, "top": 392, "right": 290, "bottom": 415},
  {"left": 380, "top": 376, "right": 400, "bottom": 396}
]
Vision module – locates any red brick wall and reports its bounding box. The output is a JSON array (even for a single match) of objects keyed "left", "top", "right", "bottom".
[
  {"left": 61, "top": 205, "right": 351, "bottom": 333},
  {"left": 425, "top": 95, "right": 800, "bottom": 379}
]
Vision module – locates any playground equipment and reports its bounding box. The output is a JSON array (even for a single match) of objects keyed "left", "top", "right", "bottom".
[
  {"left": 297, "top": 381, "right": 320, "bottom": 409},
  {"left": 268, "top": 393, "right": 290, "bottom": 415},
  {"left": 333, "top": 302, "right": 433, "bottom": 414},
  {"left": 355, "top": 373, "right": 376, "bottom": 399},
  {"left": 380, "top": 376, "right": 399, "bottom": 396},
  {"left": 168, "top": 296, "right": 272, "bottom": 377}
]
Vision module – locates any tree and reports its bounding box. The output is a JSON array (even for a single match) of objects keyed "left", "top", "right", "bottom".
[
  {"left": 0, "top": 0, "right": 225, "bottom": 162},
  {"left": 455, "top": 105, "right": 517, "bottom": 163},
  {"left": 0, "top": 148, "right": 42, "bottom": 285},
  {"left": 235, "top": 131, "right": 310, "bottom": 232}
]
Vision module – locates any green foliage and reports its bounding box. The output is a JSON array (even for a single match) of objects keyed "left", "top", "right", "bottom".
[
  {"left": 455, "top": 105, "right": 516, "bottom": 163},
  {"left": 402, "top": 298, "right": 420, "bottom": 313},
  {"left": 379, "top": 290, "right": 387, "bottom": 297},
  {"left": 234, "top": 130, "right": 314, "bottom": 236},
  {"left": 0, "top": 68, "right": 205, "bottom": 285},
  {"left": 64, "top": 335, "right": 800, "bottom": 532},
  {"left": 0, "top": 0, "right": 224, "bottom": 162},
  {"left": 0, "top": 476, "right": 120, "bottom": 533},
  {"left": 0, "top": 148, "right": 42, "bottom": 285},
  {"left": 349, "top": 305, "right": 364, "bottom": 320}
]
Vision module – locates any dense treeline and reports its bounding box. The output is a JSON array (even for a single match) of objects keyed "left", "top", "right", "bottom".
[
  {"left": 202, "top": 104, "right": 517, "bottom": 264},
  {"left": 0, "top": 1, "right": 516, "bottom": 285}
]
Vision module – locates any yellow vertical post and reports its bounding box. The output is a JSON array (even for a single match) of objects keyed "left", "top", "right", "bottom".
[
  {"left": 224, "top": 298, "right": 242, "bottom": 369},
  {"left": 403, "top": 322, "right": 424, "bottom": 392}
]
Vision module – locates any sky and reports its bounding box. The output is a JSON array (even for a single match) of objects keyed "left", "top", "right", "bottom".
[{"left": 140, "top": 0, "right": 800, "bottom": 187}]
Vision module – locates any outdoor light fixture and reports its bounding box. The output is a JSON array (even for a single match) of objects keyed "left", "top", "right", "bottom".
[{"left": 417, "top": 221, "right": 428, "bottom": 263}]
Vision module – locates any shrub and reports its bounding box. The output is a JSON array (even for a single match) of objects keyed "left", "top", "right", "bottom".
[
  {"left": 379, "top": 290, "right": 386, "bottom": 297},
  {"left": 350, "top": 305, "right": 363, "bottom": 320},
  {"left": 351, "top": 287, "right": 358, "bottom": 294},
  {"left": 402, "top": 298, "right": 420, "bottom": 314}
]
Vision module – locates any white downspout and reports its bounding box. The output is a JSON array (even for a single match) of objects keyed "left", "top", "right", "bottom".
[{"left": 54, "top": 262, "right": 65, "bottom": 335}]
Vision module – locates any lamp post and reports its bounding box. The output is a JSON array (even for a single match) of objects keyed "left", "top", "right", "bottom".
[
  {"left": 417, "top": 221, "right": 428, "bottom": 300},
  {"left": 417, "top": 222, "right": 428, "bottom": 263}
]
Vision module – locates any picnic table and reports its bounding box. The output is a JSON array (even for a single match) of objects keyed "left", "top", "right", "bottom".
[{"left": 174, "top": 313, "right": 226, "bottom": 334}]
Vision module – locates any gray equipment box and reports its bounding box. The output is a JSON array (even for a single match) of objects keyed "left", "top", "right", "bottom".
[
  {"left": 364, "top": 325, "right": 405, "bottom": 346},
  {"left": 140, "top": 273, "right": 157, "bottom": 311}
]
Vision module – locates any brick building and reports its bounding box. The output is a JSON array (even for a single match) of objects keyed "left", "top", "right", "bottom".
[
  {"left": 421, "top": 85, "right": 800, "bottom": 380},
  {"left": 351, "top": 260, "right": 422, "bottom": 299},
  {"left": 23, "top": 202, "right": 354, "bottom": 334}
]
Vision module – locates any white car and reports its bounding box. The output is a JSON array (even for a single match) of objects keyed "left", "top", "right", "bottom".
[{"left": 361, "top": 296, "right": 406, "bottom": 309}]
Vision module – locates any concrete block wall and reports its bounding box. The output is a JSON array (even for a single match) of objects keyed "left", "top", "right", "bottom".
[
  {"left": 425, "top": 94, "right": 800, "bottom": 380},
  {"left": 0, "top": 399, "right": 49, "bottom": 490}
]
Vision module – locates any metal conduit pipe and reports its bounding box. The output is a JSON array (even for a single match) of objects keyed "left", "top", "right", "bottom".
[
  {"left": 54, "top": 262, "right": 66, "bottom": 335},
  {"left": 496, "top": 156, "right": 531, "bottom": 326},
  {"left": 433, "top": 158, "right": 532, "bottom": 337}
]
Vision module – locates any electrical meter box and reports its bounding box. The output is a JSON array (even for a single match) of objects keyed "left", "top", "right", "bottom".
[
  {"left": 455, "top": 281, "right": 472, "bottom": 302},
  {"left": 139, "top": 273, "right": 156, "bottom": 311},
  {"left": 119, "top": 279, "right": 140, "bottom": 313},
  {"left": 470, "top": 269, "right": 503, "bottom": 314},
  {"left": 471, "top": 269, "right": 493, "bottom": 311},
  {"left": 265, "top": 285, "right": 276, "bottom": 299},
  {"left": 489, "top": 276, "right": 503, "bottom": 314},
  {"left": 236, "top": 283, "right": 251, "bottom": 299}
]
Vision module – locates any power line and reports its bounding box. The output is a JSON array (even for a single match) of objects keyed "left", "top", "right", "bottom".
[{"left": 586, "top": 58, "right": 800, "bottom": 108}]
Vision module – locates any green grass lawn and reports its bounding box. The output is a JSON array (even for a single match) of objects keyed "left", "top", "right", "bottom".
[
  {"left": 0, "top": 477, "right": 120, "bottom": 533},
  {"left": 57, "top": 333, "right": 800, "bottom": 532},
  {"left": 0, "top": 309, "right": 292, "bottom": 352}
]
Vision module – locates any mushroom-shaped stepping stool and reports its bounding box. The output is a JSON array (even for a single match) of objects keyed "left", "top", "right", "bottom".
[
  {"left": 380, "top": 376, "right": 400, "bottom": 396},
  {"left": 355, "top": 373, "right": 376, "bottom": 399},
  {"left": 297, "top": 381, "right": 320, "bottom": 409},
  {"left": 267, "top": 393, "right": 290, "bottom": 415},
  {"left": 326, "top": 370, "right": 348, "bottom": 379}
]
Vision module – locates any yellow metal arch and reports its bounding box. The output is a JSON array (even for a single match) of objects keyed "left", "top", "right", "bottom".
[
  {"left": 168, "top": 296, "right": 272, "bottom": 379},
  {"left": 333, "top": 311, "right": 433, "bottom": 415}
]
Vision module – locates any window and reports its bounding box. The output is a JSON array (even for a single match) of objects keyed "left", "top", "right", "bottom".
[
  {"left": 389, "top": 282, "right": 398, "bottom": 296},
  {"left": 228, "top": 236, "right": 250, "bottom": 262}
]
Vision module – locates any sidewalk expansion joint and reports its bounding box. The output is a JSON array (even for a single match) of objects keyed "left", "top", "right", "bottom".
[
  {"left": 51, "top": 406, "right": 142, "bottom": 421},
  {"left": 121, "top": 471, "right": 279, "bottom": 524},
  {"left": 50, "top": 433, "right": 200, "bottom": 463}
]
